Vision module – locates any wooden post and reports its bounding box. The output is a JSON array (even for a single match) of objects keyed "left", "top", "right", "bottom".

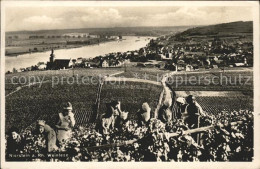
[
  {"left": 197, "top": 116, "right": 200, "bottom": 144},
  {"left": 93, "top": 77, "right": 104, "bottom": 122}
]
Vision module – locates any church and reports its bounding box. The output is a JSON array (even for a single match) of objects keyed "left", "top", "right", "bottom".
[{"left": 46, "top": 49, "right": 72, "bottom": 70}]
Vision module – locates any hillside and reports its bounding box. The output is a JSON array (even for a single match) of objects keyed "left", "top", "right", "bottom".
[
  {"left": 177, "top": 21, "right": 253, "bottom": 37},
  {"left": 6, "top": 26, "right": 192, "bottom": 37}
]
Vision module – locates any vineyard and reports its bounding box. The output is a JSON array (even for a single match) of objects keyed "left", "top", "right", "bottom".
[
  {"left": 5, "top": 75, "right": 253, "bottom": 133},
  {"left": 5, "top": 68, "right": 123, "bottom": 95},
  {"left": 99, "top": 81, "right": 253, "bottom": 119},
  {"left": 5, "top": 82, "right": 98, "bottom": 132},
  {"left": 115, "top": 67, "right": 253, "bottom": 93},
  {"left": 99, "top": 81, "right": 163, "bottom": 119}
]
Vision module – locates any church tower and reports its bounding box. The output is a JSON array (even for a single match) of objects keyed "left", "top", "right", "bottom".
[{"left": 50, "top": 49, "right": 55, "bottom": 63}]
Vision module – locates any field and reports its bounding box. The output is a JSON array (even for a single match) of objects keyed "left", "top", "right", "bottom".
[
  {"left": 5, "top": 82, "right": 98, "bottom": 131},
  {"left": 117, "top": 67, "right": 253, "bottom": 94},
  {"left": 5, "top": 37, "right": 113, "bottom": 56},
  {"left": 99, "top": 81, "right": 163, "bottom": 120},
  {"left": 5, "top": 68, "right": 123, "bottom": 95},
  {"left": 5, "top": 68, "right": 123, "bottom": 131},
  {"left": 5, "top": 67, "right": 253, "bottom": 132}
]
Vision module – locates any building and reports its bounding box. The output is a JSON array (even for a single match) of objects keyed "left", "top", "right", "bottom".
[
  {"left": 177, "top": 65, "right": 185, "bottom": 71},
  {"left": 165, "top": 62, "right": 178, "bottom": 72},
  {"left": 52, "top": 59, "right": 71, "bottom": 69},
  {"left": 186, "top": 64, "right": 193, "bottom": 71},
  {"left": 63, "top": 33, "right": 89, "bottom": 38},
  {"left": 88, "top": 35, "right": 99, "bottom": 38},
  {"left": 12, "top": 68, "right": 18, "bottom": 73},
  {"left": 101, "top": 60, "right": 109, "bottom": 68},
  {"left": 20, "top": 68, "right": 26, "bottom": 72},
  {"left": 160, "top": 53, "right": 173, "bottom": 60},
  {"left": 38, "top": 64, "right": 46, "bottom": 70},
  {"left": 85, "top": 61, "right": 100, "bottom": 68},
  {"left": 46, "top": 49, "right": 71, "bottom": 70},
  {"left": 85, "top": 62, "right": 91, "bottom": 68},
  {"left": 37, "top": 62, "right": 46, "bottom": 70},
  {"left": 234, "top": 63, "right": 245, "bottom": 67},
  {"left": 75, "top": 58, "right": 83, "bottom": 65}
]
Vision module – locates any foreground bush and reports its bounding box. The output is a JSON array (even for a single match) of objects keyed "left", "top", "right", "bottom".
[{"left": 6, "top": 110, "right": 253, "bottom": 162}]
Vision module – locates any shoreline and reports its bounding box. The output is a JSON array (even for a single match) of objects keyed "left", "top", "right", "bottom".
[
  {"left": 5, "top": 36, "right": 157, "bottom": 57},
  {"left": 5, "top": 39, "right": 117, "bottom": 57}
]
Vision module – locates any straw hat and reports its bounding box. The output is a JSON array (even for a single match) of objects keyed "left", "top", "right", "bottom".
[
  {"left": 141, "top": 102, "right": 151, "bottom": 112},
  {"left": 37, "top": 120, "right": 46, "bottom": 127},
  {"left": 176, "top": 97, "right": 186, "bottom": 104},
  {"left": 120, "top": 111, "right": 129, "bottom": 120},
  {"left": 63, "top": 102, "right": 73, "bottom": 110}
]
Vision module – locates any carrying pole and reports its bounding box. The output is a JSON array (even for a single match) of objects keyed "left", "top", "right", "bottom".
[
  {"left": 94, "top": 76, "right": 104, "bottom": 122},
  {"left": 86, "top": 121, "right": 243, "bottom": 150}
]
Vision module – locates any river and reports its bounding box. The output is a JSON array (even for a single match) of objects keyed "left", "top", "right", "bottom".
[{"left": 5, "top": 36, "right": 155, "bottom": 72}]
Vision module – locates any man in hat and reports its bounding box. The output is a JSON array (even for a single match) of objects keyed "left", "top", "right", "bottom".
[
  {"left": 184, "top": 95, "right": 205, "bottom": 129},
  {"left": 99, "top": 101, "right": 118, "bottom": 135},
  {"left": 113, "top": 101, "right": 129, "bottom": 129},
  {"left": 137, "top": 102, "right": 151, "bottom": 126},
  {"left": 176, "top": 97, "right": 187, "bottom": 119},
  {"left": 36, "top": 120, "right": 58, "bottom": 152},
  {"left": 55, "top": 102, "right": 75, "bottom": 143}
]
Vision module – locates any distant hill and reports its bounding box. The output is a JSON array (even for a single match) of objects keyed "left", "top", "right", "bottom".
[
  {"left": 6, "top": 26, "right": 192, "bottom": 37},
  {"left": 177, "top": 21, "right": 253, "bottom": 36}
]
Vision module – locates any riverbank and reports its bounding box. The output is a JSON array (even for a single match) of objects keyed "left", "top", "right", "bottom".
[
  {"left": 6, "top": 38, "right": 117, "bottom": 57},
  {"left": 5, "top": 36, "right": 154, "bottom": 72}
]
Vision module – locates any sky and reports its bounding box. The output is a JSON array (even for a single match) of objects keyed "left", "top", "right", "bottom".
[{"left": 5, "top": 6, "right": 253, "bottom": 32}]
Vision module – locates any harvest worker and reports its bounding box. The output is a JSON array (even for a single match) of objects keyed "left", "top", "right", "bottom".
[
  {"left": 100, "top": 101, "right": 120, "bottom": 134},
  {"left": 157, "top": 74, "right": 180, "bottom": 123},
  {"left": 6, "top": 126, "right": 24, "bottom": 154},
  {"left": 36, "top": 120, "right": 58, "bottom": 152},
  {"left": 137, "top": 102, "right": 151, "bottom": 126},
  {"left": 184, "top": 95, "right": 205, "bottom": 129},
  {"left": 176, "top": 97, "right": 187, "bottom": 119},
  {"left": 55, "top": 102, "right": 76, "bottom": 144},
  {"left": 102, "top": 100, "right": 130, "bottom": 133},
  {"left": 115, "top": 110, "right": 129, "bottom": 130}
]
